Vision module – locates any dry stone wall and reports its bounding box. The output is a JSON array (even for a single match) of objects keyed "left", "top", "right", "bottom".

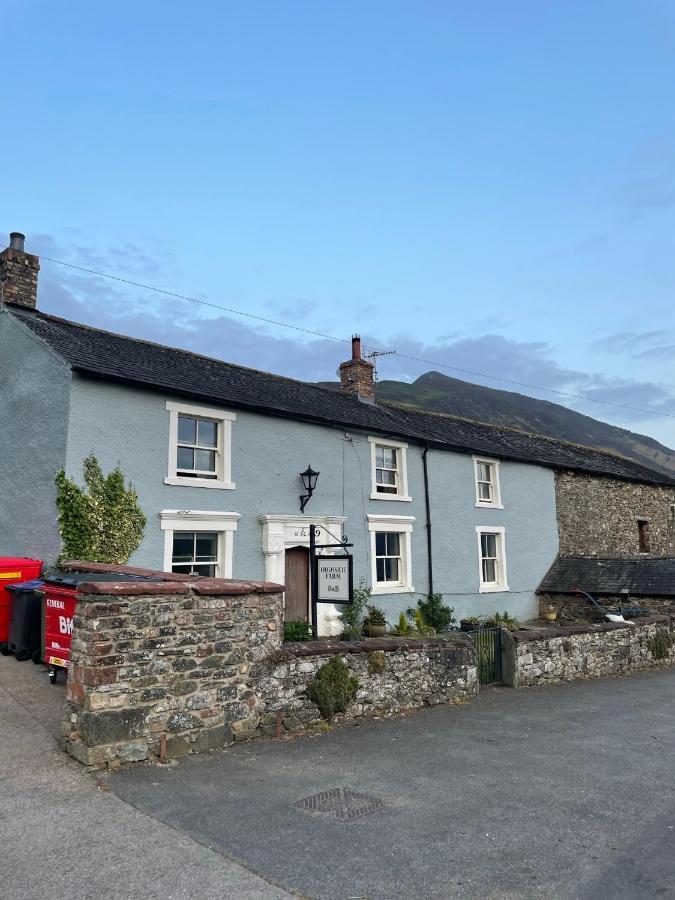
[
  {"left": 503, "top": 616, "right": 675, "bottom": 688},
  {"left": 539, "top": 591, "right": 674, "bottom": 623},
  {"left": 63, "top": 578, "right": 478, "bottom": 768},
  {"left": 256, "top": 638, "right": 477, "bottom": 733},
  {"left": 63, "top": 579, "right": 283, "bottom": 767},
  {"left": 555, "top": 471, "right": 675, "bottom": 557}
]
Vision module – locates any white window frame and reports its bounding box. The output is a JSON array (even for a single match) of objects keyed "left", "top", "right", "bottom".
[
  {"left": 165, "top": 400, "right": 236, "bottom": 490},
  {"left": 369, "top": 437, "right": 411, "bottom": 501},
  {"left": 475, "top": 525, "right": 509, "bottom": 593},
  {"left": 367, "top": 514, "right": 415, "bottom": 594},
  {"left": 160, "top": 510, "right": 241, "bottom": 578},
  {"left": 473, "top": 456, "right": 503, "bottom": 509}
]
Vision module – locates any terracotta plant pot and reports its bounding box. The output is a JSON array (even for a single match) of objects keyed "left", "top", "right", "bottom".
[{"left": 364, "top": 623, "right": 387, "bottom": 637}]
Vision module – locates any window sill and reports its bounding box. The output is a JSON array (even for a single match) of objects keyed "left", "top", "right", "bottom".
[
  {"left": 371, "top": 583, "right": 415, "bottom": 595},
  {"left": 370, "top": 493, "right": 412, "bottom": 502},
  {"left": 478, "top": 584, "right": 510, "bottom": 593},
  {"left": 475, "top": 502, "right": 504, "bottom": 510},
  {"left": 164, "top": 476, "right": 235, "bottom": 490}
]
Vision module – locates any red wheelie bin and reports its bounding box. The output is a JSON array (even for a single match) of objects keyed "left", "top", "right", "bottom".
[{"left": 0, "top": 558, "right": 43, "bottom": 654}]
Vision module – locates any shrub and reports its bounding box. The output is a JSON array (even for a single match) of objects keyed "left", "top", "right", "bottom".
[
  {"left": 306, "top": 657, "right": 359, "bottom": 721},
  {"left": 415, "top": 593, "right": 456, "bottom": 632},
  {"left": 414, "top": 608, "right": 435, "bottom": 636},
  {"left": 391, "top": 611, "right": 411, "bottom": 635},
  {"left": 368, "top": 650, "right": 386, "bottom": 674},
  {"left": 363, "top": 604, "right": 387, "bottom": 626},
  {"left": 284, "top": 620, "right": 312, "bottom": 642},
  {"left": 483, "top": 611, "right": 520, "bottom": 631},
  {"left": 647, "top": 629, "right": 672, "bottom": 660},
  {"left": 55, "top": 455, "right": 145, "bottom": 564},
  {"left": 338, "top": 580, "right": 371, "bottom": 637}
]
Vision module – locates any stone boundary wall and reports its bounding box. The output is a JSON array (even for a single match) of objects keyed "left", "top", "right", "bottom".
[
  {"left": 502, "top": 616, "right": 675, "bottom": 688},
  {"left": 256, "top": 637, "right": 477, "bottom": 734},
  {"left": 63, "top": 579, "right": 284, "bottom": 767},
  {"left": 554, "top": 471, "right": 675, "bottom": 558},
  {"left": 62, "top": 578, "right": 477, "bottom": 768},
  {"left": 539, "top": 591, "right": 674, "bottom": 623}
]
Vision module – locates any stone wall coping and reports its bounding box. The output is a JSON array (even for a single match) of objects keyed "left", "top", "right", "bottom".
[
  {"left": 282, "top": 635, "right": 473, "bottom": 657},
  {"left": 190, "top": 579, "right": 283, "bottom": 595},
  {"left": 76, "top": 581, "right": 191, "bottom": 596},
  {"left": 60, "top": 559, "right": 194, "bottom": 582},
  {"left": 511, "top": 614, "right": 672, "bottom": 643}
]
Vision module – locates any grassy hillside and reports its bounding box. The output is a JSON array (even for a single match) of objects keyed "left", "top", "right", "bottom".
[{"left": 361, "top": 372, "right": 675, "bottom": 474}]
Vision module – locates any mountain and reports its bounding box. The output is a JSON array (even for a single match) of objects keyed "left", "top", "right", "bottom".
[{"left": 357, "top": 372, "right": 675, "bottom": 475}]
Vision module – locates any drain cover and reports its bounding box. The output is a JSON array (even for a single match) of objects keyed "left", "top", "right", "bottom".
[{"left": 294, "top": 787, "right": 385, "bottom": 822}]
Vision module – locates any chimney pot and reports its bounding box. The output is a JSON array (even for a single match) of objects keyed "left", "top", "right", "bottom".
[
  {"left": 9, "top": 232, "right": 26, "bottom": 252},
  {"left": 352, "top": 335, "right": 362, "bottom": 360}
]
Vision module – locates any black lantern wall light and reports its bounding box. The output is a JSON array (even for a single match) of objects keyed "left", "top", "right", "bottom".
[{"left": 299, "top": 465, "right": 320, "bottom": 513}]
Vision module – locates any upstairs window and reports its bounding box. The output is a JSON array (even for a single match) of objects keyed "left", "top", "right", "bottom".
[
  {"left": 476, "top": 526, "right": 509, "bottom": 592},
  {"left": 474, "top": 457, "right": 502, "bottom": 508},
  {"left": 165, "top": 401, "right": 236, "bottom": 490},
  {"left": 638, "top": 519, "right": 650, "bottom": 553},
  {"left": 369, "top": 438, "right": 411, "bottom": 501},
  {"left": 177, "top": 415, "right": 218, "bottom": 479}
]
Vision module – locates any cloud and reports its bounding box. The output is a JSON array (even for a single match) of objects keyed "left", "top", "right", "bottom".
[
  {"left": 590, "top": 330, "right": 675, "bottom": 362},
  {"left": 29, "top": 233, "right": 675, "bottom": 440}
]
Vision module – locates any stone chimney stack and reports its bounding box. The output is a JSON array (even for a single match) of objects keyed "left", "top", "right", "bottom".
[
  {"left": 339, "top": 335, "right": 375, "bottom": 402},
  {"left": 0, "top": 232, "right": 40, "bottom": 310}
]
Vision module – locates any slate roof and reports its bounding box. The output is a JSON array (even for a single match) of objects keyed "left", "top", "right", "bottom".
[
  {"left": 539, "top": 556, "right": 675, "bottom": 596},
  {"left": 10, "top": 306, "right": 675, "bottom": 486}
]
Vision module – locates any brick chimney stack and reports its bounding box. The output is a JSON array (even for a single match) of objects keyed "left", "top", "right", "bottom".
[
  {"left": 339, "top": 335, "right": 375, "bottom": 402},
  {"left": 0, "top": 232, "right": 40, "bottom": 310}
]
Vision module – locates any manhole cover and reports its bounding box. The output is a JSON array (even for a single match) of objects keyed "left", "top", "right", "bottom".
[{"left": 294, "top": 787, "right": 385, "bottom": 822}]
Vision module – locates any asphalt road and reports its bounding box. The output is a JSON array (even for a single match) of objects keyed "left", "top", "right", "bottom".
[
  {"left": 108, "top": 668, "right": 675, "bottom": 900},
  {"left": 0, "top": 656, "right": 291, "bottom": 900}
]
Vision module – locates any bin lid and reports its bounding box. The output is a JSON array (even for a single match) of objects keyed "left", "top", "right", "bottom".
[
  {"left": 6, "top": 579, "right": 44, "bottom": 593},
  {"left": 43, "top": 572, "right": 164, "bottom": 586},
  {"left": 0, "top": 558, "right": 43, "bottom": 569}
]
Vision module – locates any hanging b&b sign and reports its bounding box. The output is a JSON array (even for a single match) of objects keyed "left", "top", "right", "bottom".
[
  {"left": 316, "top": 555, "right": 352, "bottom": 603},
  {"left": 308, "top": 523, "right": 355, "bottom": 636}
]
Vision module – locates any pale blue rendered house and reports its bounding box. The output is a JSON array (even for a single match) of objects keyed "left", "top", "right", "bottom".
[{"left": 1, "top": 234, "right": 668, "bottom": 633}]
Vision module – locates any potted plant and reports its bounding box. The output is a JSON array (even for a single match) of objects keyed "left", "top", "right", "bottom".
[
  {"left": 459, "top": 616, "right": 482, "bottom": 632},
  {"left": 543, "top": 603, "right": 558, "bottom": 622},
  {"left": 362, "top": 604, "right": 387, "bottom": 637}
]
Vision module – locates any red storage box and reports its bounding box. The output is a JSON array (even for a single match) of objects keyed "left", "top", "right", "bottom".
[
  {"left": 43, "top": 582, "right": 79, "bottom": 678},
  {"left": 0, "top": 558, "right": 43, "bottom": 645}
]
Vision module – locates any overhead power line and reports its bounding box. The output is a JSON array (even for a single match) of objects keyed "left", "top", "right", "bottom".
[{"left": 42, "top": 255, "right": 675, "bottom": 421}]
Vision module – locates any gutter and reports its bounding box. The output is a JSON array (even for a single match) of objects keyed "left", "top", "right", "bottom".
[{"left": 422, "top": 443, "right": 433, "bottom": 597}]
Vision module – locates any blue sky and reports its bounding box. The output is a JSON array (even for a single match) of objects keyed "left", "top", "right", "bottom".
[{"left": 3, "top": 0, "right": 675, "bottom": 446}]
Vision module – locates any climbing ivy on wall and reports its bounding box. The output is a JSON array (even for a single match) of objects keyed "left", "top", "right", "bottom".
[{"left": 55, "top": 455, "right": 146, "bottom": 564}]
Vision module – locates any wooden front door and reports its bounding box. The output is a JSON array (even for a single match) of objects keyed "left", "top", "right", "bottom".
[{"left": 284, "top": 546, "right": 310, "bottom": 622}]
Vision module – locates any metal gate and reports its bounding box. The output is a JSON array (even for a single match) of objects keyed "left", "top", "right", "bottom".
[{"left": 468, "top": 627, "right": 502, "bottom": 684}]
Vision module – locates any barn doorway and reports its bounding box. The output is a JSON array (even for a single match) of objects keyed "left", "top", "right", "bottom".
[{"left": 284, "top": 546, "right": 310, "bottom": 622}]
